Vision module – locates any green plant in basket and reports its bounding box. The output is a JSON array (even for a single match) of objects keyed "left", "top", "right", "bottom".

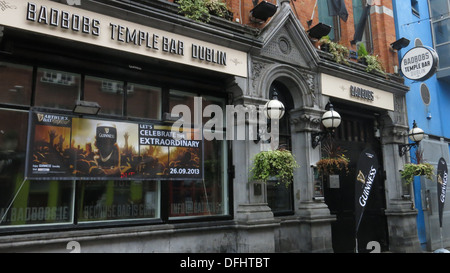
[
  {"left": 364, "top": 54, "right": 386, "bottom": 75},
  {"left": 400, "top": 163, "right": 434, "bottom": 184},
  {"left": 250, "top": 148, "right": 299, "bottom": 188},
  {"left": 400, "top": 149, "right": 435, "bottom": 184},
  {"left": 177, "top": 0, "right": 232, "bottom": 22},
  {"left": 316, "top": 139, "right": 349, "bottom": 176},
  {"left": 319, "top": 36, "right": 350, "bottom": 65}
]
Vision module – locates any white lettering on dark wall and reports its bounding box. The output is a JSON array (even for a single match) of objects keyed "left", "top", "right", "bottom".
[
  {"left": 359, "top": 166, "right": 377, "bottom": 207},
  {"left": 440, "top": 172, "right": 447, "bottom": 203},
  {"left": 25, "top": 2, "right": 228, "bottom": 66}
]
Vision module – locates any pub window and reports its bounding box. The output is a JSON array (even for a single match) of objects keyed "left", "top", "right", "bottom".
[
  {"left": 411, "top": 0, "right": 420, "bottom": 17},
  {"left": 352, "top": 0, "right": 373, "bottom": 53},
  {"left": 0, "top": 109, "right": 75, "bottom": 227},
  {"left": 77, "top": 180, "right": 160, "bottom": 222},
  {"left": 429, "top": 0, "right": 450, "bottom": 72},
  {"left": 318, "top": 0, "right": 341, "bottom": 41},
  {"left": 84, "top": 76, "right": 124, "bottom": 116},
  {"left": 168, "top": 91, "right": 228, "bottom": 218},
  {"left": 127, "top": 83, "right": 161, "bottom": 120},
  {"left": 0, "top": 62, "right": 33, "bottom": 106},
  {"left": 169, "top": 90, "right": 196, "bottom": 125},
  {"left": 432, "top": 18, "right": 450, "bottom": 45},
  {"left": 0, "top": 60, "right": 230, "bottom": 230},
  {"left": 35, "top": 68, "right": 81, "bottom": 110}
]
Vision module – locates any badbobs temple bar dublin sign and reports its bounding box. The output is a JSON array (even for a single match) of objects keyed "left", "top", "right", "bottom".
[
  {"left": 0, "top": 0, "right": 247, "bottom": 77},
  {"left": 401, "top": 46, "right": 439, "bottom": 81}
]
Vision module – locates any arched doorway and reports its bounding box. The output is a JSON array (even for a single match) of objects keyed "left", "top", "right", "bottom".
[{"left": 266, "top": 80, "right": 295, "bottom": 215}]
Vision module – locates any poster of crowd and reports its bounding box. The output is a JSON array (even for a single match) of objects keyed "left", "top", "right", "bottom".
[{"left": 25, "top": 111, "right": 203, "bottom": 180}]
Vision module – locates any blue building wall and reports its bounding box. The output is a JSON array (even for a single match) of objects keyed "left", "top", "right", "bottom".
[
  {"left": 393, "top": 0, "right": 447, "bottom": 137},
  {"left": 393, "top": 0, "right": 450, "bottom": 251}
]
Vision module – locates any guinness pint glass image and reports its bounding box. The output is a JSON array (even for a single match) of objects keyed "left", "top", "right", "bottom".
[{"left": 92, "top": 122, "right": 121, "bottom": 176}]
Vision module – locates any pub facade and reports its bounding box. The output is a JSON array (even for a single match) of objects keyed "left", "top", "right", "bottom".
[{"left": 0, "top": 0, "right": 421, "bottom": 252}]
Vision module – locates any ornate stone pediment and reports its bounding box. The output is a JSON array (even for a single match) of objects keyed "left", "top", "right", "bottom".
[{"left": 256, "top": 3, "right": 319, "bottom": 70}]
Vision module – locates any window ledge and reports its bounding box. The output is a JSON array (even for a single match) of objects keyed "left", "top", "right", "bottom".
[{"left": 0, "top": 219, "right": 236, "bottom": 251}]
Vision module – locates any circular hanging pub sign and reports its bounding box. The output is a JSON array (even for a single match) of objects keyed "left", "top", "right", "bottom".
[{"left": 400, "top": 46, "right": 439, "bottom": 81}]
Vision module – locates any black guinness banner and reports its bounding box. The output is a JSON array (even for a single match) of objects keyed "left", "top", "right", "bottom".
[
  {"left": 437, "top": 157, "right": 448, "bottom": 228},
  {"left": 355, "top": 148, "right": 378, "bottom": 235},
  {"left": 25, "top": 111, "right": 203, "bottom": 180}
]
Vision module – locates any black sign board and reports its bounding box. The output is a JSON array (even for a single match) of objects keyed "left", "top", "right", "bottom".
[
  {"left": 355, "top": 148, "right": 379, "bottom": 235},
  {"left": 437, "top": 157, "right": 448, "bottom": 228}
]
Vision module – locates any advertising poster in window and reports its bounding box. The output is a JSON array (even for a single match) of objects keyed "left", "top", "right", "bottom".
[{"left": 25, "top": 111, "right": 203, "bottom": 180}]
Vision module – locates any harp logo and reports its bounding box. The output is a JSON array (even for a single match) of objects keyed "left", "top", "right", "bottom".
[{"left": 357, "top": 170, "right": 365, "bottom": 184}]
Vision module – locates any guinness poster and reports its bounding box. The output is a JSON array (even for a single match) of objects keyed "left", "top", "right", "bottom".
[
  {"left": 437, "top": 157, "right": 448, "bottom": 228},
  {"left": 355, "top": 148, "right": 378, "bottom": 235},
  {"left": 26, "top": 111, "right": 203, "bottom": 180}
]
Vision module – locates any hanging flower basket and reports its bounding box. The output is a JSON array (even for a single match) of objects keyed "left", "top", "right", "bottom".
[
  {"left": 400, "top": 163, "right": 435, "bottom": 184},
  {"left": 250, "top": 148, "right": 299, "bottom": 188},
  {"left": 316, "top": 155, "right": 350, "bottom": 176},
  {"left": 315, "top": 139, "right": 349, "bottom": 177}
]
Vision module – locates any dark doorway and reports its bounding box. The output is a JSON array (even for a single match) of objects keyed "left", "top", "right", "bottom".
[
  {"left": 323, "top": 104, "right": 389, "bottom": 253},
  {"left": 266, "top": 81, "right": 295, "bottom": 215}
]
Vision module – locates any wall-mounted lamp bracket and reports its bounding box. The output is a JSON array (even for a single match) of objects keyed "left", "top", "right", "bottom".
[
  {"left": 398, "top": 142, "right": 419, "bottom": 157},
  {"left": 312, "top": 131, "right": 328, "bottom": 149},
  {"left": 398, "top": 120, "right": 424, "bottom": 157}
]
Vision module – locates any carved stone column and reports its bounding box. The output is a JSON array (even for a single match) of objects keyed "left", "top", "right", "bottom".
[
  {"left": 288, "top": 107, "right": 335, "bottom": 252},
  {"left": 229, "top": 93, "right": 279, "bottom": 253},
  {"left": 380, "top": 109, "right": 422, "bottom": 252}
]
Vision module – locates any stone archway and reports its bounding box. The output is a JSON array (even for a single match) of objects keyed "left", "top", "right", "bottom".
[{"left": 255, "top": 63, "right": 316, "bottom": 109}]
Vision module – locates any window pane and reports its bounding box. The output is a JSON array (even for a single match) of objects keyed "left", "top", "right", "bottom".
[
  {"left": 352, "top": 0, "right": 373, "bottom": 52},
  {"left": 169, "top": 90, "right": 196, "bottom": 125},
  {"left": 169, "top": 138, "right": 227, "bottom": 218},
  {"left": 430, "top": 0, "right": 449, "bottom": 17},
  {"left": 411, "top": 0, "right": 420, "bottom": 17},
  {"left": 78, "top": 180, "right": 160, "bottom": 222},
  {"left": 267, "top": 182, "right": 293, "bottom": 212},
  {"left": 202, "top": 95, "right": 226, "bottom": 127},
  {"left": 318, "top": 0, "right": 336, "bottom": 40},
  {"left": 433, "top": 18, "right": 450, "bottom": 44},
  {"left": 0, "top": 181, "right": 74, "bottom": 226},
  {"left": 169, "top": 91, "right": 226, "bottom": 126},
  {"left": 168, "top": 92, "right": 228, "bottom": 218},
  {"left": 0, "top": 109, "right": 74, "bottom": 226},
  {"left": 436, "top": 44, "right": 450, "bottom": 69},
  {"left": 84, "top": 76, "right": 123, "bottom": 116},
  {"left": 127, "top": 83, "right": 161, "bottom": 119},
  {"left": 0, "top": 62, "right": 32, "bottom": 106},
  {"left": 35, "top": 68, "right": 80, "bottom": 110}
]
